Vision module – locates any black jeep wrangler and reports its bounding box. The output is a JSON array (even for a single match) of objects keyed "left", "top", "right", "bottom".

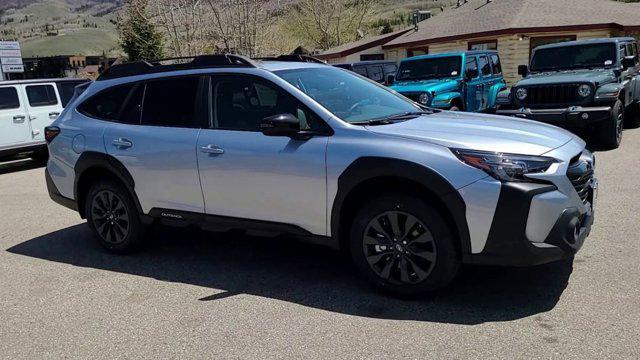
[{"left": 497, "top": 37, "right": 640, "bottom": 149}]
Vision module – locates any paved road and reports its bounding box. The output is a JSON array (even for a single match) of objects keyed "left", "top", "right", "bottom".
[{"left": 1, "top": 130, "right": 639, "bottom": 359}]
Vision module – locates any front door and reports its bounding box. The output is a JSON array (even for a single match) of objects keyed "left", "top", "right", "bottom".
[
  {"left": 197, "top": 74, "right": 328, "bottom": 235},
  {"left": 98, "top": 77, "right": 206, "bottom": 214},
  {"left": 0, "top": 85, "right": 30, "bottom": 148},
  {"left": 477, "top": 55, "right": 493, "bottom": 111},
  {"left": 464, "top": 56, "right": 482, "bottom": 112},
  {"left": 23, "top": 83, "right": 64, "bottom": 142}
]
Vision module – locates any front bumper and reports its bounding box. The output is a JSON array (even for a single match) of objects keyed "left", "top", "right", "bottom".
[
  {"left": 496, "top": 106, "right": 611, "bottom": 128},
  {"left": 464, "top": 179, "right": 596, "bottom": 267}
]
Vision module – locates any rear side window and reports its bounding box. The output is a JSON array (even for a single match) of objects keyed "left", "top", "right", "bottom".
[
  {"left": 0, "top": 87, "right": 20, "bottom": 110},
  {"left": 57, "top": 82, "right": 87, "bottom": 107},
  {"left": 141, "top": 77, "right": 201, "bottom": 128},
  {"left": 479, "top": 56, "right": 491, "bottom": 76},
  {"left": 352, "top": 66, "right": 368, "bottom": 77},
  {"left": 78, "top": 84, "right": 135, "bottom": 121},
  {"left": 367, "top": 65, "right": 384, "bottom": 82},
  {"left": 383, "top": 64, "right": 397, "bottom": 76},
  {"left": 26, "top": 85, "right": 58, "bottom": 107},
  {"left": 490, "top": 54, "right": 502, "bottom": 75}
]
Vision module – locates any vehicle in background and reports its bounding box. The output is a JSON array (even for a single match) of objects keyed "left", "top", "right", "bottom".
[
  {"left": 388, "top": 51, "right": 506, "bottom": 112},
  {"left": 0, "top": 78, "right": 89, "bottom": 161},
  {"left": 334, "top": 60, "right": 398, "bottom": 84},
  {"left": 45, "top": 55, "right": 596, "bottom": 296},
  {"left": 496, "top": 37, "right": 640, "bottom": 149}
]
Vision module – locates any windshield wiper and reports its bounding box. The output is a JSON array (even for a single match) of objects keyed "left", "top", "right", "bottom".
[{"left": 351, "top": 111, "right": 433, "bottom": 126}]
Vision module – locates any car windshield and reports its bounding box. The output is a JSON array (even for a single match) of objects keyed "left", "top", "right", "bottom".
[
  {"left": 530, "top": 43, "right": 617, "bottom": 71},
  {"left": 275, "top": 67, "right": 421, "bottom": 123},
  {"left": 396, "top": 56, "right": 462, "bottom": 81}
]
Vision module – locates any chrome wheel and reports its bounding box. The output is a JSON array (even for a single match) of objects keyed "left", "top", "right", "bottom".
[
  {"left": 362, "top": 211, "right": 437, "bottom": 285},
  {"left": 91, "top": 190, "right": 130, "bottom": 245}
]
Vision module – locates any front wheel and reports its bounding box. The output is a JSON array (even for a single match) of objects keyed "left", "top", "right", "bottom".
[
  {"left": 595, "top": 100, "right": 623, "bottom": 149},
  {"left": 85, "top": 180, "right": 146, "bottom": 253},
  {"left": 349, "top": 194, "right": 459, "bottom": 296}
]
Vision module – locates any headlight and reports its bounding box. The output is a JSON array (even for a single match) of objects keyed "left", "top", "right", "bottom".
[
  {"left": 418, "top": 92, "right": 431, "bottom": 105},
  {"left": 515, "top": 88, "right": 528, "bottom": 101},
  {"left": 452, "top": 149, "right": 557, "bottom": 182},
  {"left": 578, "top": 84, "right": 592, "bottom": 97}
]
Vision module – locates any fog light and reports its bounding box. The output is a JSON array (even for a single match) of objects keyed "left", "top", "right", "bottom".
[{"left": 581, "top": 113, "right": 589, "bottom": 120}]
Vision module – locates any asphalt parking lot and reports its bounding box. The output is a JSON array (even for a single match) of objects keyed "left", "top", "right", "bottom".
[{"left": 0, "top": 130, "right": 639, "bottom": 359}]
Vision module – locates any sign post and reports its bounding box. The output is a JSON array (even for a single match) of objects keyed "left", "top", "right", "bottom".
[{"left": 0, "top": 41, "right": 24, "bottom": 81}]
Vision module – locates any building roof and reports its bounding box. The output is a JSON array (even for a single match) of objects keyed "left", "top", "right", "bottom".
[
  {"left": 316, "top": 28, "right": 413, "bottom": 59},
  {"left": 384, "top": 0, "right": 640, "bottom": 49}
]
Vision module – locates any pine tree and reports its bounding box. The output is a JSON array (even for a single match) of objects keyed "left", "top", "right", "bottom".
[{"left": 117, "top": 0, "right": 164, "bottom": 62}]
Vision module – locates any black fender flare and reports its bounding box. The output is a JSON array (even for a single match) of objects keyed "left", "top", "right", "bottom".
[
  {"left": 330, "top": 157, "right": 472, "bottom": 255},
  {"left": 74, "top": 151, "right": 144, "bottom": 218}
]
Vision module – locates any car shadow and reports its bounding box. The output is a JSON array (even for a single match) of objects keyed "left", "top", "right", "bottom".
[
  {"left": 0, "top": 158, "right": 45, "bottom": 175},
  {"left": 7, "top": 224, "right": 573, "bottom": 325}
]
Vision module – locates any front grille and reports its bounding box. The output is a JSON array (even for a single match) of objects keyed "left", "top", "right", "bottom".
[
  {"left": 566, "top": 153, "right": 594, "bottom": 203},
  {"left": 519, "top": 84, "right": 584, "bottom": 108}
]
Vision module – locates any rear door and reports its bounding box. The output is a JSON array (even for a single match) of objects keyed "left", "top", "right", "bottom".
[
  {"left": 23, "top": 83, "right": 64, "bottom": 142},
  {"left": 0, "top": 85, "right": 30, "bottom": 147},
  {"left": 464, "top": 56, "right": 482, "bottom": 112}
]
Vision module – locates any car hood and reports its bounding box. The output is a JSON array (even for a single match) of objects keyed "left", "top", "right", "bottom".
[
  {"left": 518, "top": 69, "right": 616, "bottom": 86},
  {"left": 390, "top": 79, "right": 460, "bottom": 94},
  {"left": 365, "top": 111, "right": 577, "bottom": 155}
]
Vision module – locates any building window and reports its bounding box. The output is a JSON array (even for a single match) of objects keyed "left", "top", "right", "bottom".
[
  {"left": 407, "top": 47, "right": 428, "bottom": 58},
  {"left": 529, "top": 35, "right": 577, "bottom": 57},
  {"left": 468, "top": 40, "right": 498, "bottom": 51},
  {"left": 360, "top": 54, "right": 384, "bottom": 61}
]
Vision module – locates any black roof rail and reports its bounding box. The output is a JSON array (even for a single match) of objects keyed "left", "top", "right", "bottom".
[
  {"left": 255, "top": 54, "right": 326, "bottom": 64},
  {"left": 97, "top": 54, "right": 256, "bottom": 81}
]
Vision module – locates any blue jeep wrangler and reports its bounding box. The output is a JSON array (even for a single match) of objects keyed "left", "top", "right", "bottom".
[{"left": 388, "top": 51, "right": 506, "bottom": 112}]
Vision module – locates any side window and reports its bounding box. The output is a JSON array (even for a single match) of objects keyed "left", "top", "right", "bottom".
[
  {"left": 479, "top": 56, "right": 491, "bottom": 76},
  {"left": 26, "top": 85, "right": 58, "bottom": 107},
  {"left": 0, "top": 87, "right": 20, "bottom": 110},
  {"left": 490, "top": 54, "right": 502, "bottom": 75},
  {"left": 56, "top": 82, "right": 86, "bottom": 107},
  {"left": 383, "top": 64, "right": 397, "bottom": 76},
  {"left": 352, "top": 66, "right": 368, "bottom": 77},
  {"left": 367, "top": 65, "right": 384, "bottom": 82},
  {"left": 141, "top": 77, "right": 202, "bottom": 128},
  {"left": 78, "top": 83, "right": 135, "bottom": 122},
  {"left": 634, "top": 43, "right": 640, "bottom": 65},
  {"left": 465, "top": 57, "right": 479, "bottom": 78},
  {"left": 212, "top": 76, "right": 324, "bottom": 132}
]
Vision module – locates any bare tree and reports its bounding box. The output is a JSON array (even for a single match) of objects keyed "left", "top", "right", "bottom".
[{"left": 285, "top": 0, "right": 375, "bottom": 51}]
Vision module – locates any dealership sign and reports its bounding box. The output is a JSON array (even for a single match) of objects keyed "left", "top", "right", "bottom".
[{"left": 0, "top": 41, "right": 24, "bottom": 75}]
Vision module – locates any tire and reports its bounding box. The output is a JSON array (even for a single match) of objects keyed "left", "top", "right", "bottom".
[
  {"left": 625, "top": 102, "right": 640, "bottom": 129},
  {"left": 349, "top": 193, "right": 459, "bottom": 297},
  {"left": 85, "top": 179, "right": 146, "bottom": 253},
  {"left": 448, "top": 105, "right": 461, "bottom": 111},
  {"left": 595, "top": 99, "right": 624, "bottom": 150}
]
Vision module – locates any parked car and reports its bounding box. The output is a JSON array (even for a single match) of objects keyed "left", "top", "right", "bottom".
[
  {"left": 45, "top": 55, "right": 596, "bottom": 296},
  {"left": 388, "top": 51, "right": 506, "bottom": 112},
  {"left": 497, "top": 37, "right": 640, "bottom": 149},
  {"left": 334, "top": 60, "right": 398, "bottom": 84},
  {"left": 0, "top": 78, "right": 89, "bottom": 161}
]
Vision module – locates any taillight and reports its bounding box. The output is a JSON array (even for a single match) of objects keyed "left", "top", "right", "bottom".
[{"left": 44, "top": 126, "right": 60, "bottom": 143}]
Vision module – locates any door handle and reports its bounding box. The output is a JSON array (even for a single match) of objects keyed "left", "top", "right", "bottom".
[
  {"left": 13, "top": 115, "right": 25, "bottom": 123},
  {"left": 29, "top": 115, "right": 37, "bottom": 121},
  {"left": 112, "top": 137, "right": 133, "bottom": 149},
  {"left": 49, "top": 112, "right": 60, "bottom": 119},
  {"left": 200, "top": 144, "right": 225, "bottom": 155}
]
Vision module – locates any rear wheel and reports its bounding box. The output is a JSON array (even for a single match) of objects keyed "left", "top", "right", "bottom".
[
  {"left": 349, "top": 194, "right": 459, "bottom": 296},
  {"left": 595, "top": 99, "right": 623, "bottom": 149},
  {"left": 85, "top": 180, "right": 146, "bottom": 253}
]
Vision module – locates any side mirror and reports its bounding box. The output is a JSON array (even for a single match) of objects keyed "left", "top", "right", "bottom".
[
  {"left": 622, "top": 56, "right": 636, "bottom": 70},
  {"left": 386, "top": 74, "right": 395, "bottom": 85},
  {"left": 260, "top": 113, "right": 300, "bottom": 137},
  {"left": 464, "top": 69, "right": 478, "bottom": 81},
  {"left": 518, "top": 65, "right": 528, "bottom": 77}
]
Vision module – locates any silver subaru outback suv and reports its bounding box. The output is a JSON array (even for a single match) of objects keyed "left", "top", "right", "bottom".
[{"left": 45, "top": 55, "right": 596, "bottom": 296}]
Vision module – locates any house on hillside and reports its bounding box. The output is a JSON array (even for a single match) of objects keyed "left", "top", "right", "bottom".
[{"left": 319, "top": 0, "right": 640, "bottom": 84}]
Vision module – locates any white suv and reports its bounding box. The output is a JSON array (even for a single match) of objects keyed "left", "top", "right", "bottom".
[
  {"left": 45, "top": 55, "right": 596, "bottom": 296},
  {"left": 0, "top": 78, "right": 88, "bottom": 161}
]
